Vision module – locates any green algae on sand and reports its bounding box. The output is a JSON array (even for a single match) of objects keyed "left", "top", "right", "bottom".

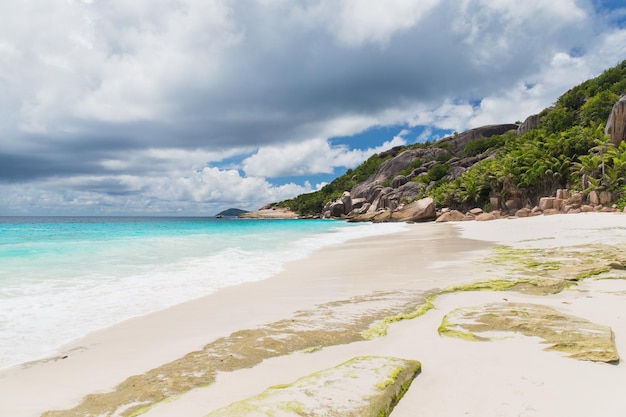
[
  {"left": 42, "top": 242, "right": 626, "bottom": 417},
  {"left": 41, "top": 291, "right": 431, "bottom": 417},
  {"left": 438, "top": 302, "right": 620, "bottom": 363},
  {"left": 483, "top": 244, "right": 626, "bottom": 283}
]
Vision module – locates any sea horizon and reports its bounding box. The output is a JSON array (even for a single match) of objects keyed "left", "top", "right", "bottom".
[{"left": 0, "top": 216, "right": 406, "bottom": 370}]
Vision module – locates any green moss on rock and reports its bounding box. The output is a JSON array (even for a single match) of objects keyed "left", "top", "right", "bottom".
[
  {"left": 362, "top": 294, "right": 437, "bottom": 340},
  {"left": 437, "top": 316, "right": 479, "bottom": 341},
  {"left": 205, "top": 356, "right": 421, "bottom": 417},
  {"left": 483, "top": 244, "right": 626, "bottom": 284},
  {"left": 439, "top": 302, "right": 620, "bottom": 363}
]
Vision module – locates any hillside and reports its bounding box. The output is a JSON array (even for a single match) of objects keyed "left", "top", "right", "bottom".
[{"left": 274, "top": 60, "right": 626, "bottom": 220}]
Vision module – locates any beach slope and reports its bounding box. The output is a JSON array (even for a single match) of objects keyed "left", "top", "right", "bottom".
[{"left": 1, "top": 213, "right": 626, "bottom": 416}]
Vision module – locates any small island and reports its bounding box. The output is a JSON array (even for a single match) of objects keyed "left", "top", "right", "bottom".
[{"left": 215, "top": 208, "right": 249, "bottom": 218}]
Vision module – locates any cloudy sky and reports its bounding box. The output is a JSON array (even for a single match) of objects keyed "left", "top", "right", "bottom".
[{"left": 1, "top": 0, "right": 625, "bottom": 215}]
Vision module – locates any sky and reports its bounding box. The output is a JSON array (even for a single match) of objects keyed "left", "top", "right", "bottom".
[{"left": 1, "top": 0, "right": 626, "bottom": 216}]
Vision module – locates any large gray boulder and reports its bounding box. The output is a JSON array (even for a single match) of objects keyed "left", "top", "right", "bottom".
[
  {"left": 605, "top": 95, "right": 626, "bottom": 146},
  {"left": 475, "top": 212, "right": 496, "bottom": 221},
  {"left": 328, "top": 201, "right": 345, "bottom": 217},
  {"left": 517, "top": 114, "right": 541, "bottom": 136},
  {"left": 436, "top": 210, "right": 466, "bottom": 222},
  {"left": 391, "top": 197, "right": 436, "bottom": 222},
  {"left": 392, "top": 175, "right": 409, "bottom": 188},
  {"left": 340, "top": 191, "right": 352, "bottom": 213},
  {"left": 538, "top": 197, "right": 555, "bottom": 211},
  {"left": 351, "top": 148, "right": 448, "bottom": 199},
  {"left": 346, "top": 124, "right": 516, "bottom": 219},
  {"left": 434, "top": 124, "right": 518, "bottom": 154}
]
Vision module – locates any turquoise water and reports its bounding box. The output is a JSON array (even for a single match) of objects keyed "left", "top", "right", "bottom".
[{"left": 0, "top": 217, "right": 404, "bottom": 369}]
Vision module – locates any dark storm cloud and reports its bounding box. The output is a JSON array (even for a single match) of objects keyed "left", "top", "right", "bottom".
[
  {"left": 0, "top": 0, "right": 625, "bottom": 214},
  {"left": 0, "top": 153, "right": 91, "bottom": 182},
  {"left": 168, "top": 3, "right": 545, "bottom": 147},
  {"left": 8, "top": 1, "right": 567, "bottom": 153}
]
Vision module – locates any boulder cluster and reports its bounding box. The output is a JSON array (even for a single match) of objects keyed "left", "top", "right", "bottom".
[
  {"left": 318, "top": 124, "right": 518, "bottom": 221},
  {"left": 243, "top": 94, "right": 626, "bottom": 222},
  {"left": 323, "top": 187, "right": 625, "bottom": 224},
  {"left": 326, "top": 195, "right": 438, "bottom": 223},
  {"left": 435, "top": 188, "right": 625, "bottom": 223},
  {"left": 317, "top": 95, "right": 626, "bottom": 224}
]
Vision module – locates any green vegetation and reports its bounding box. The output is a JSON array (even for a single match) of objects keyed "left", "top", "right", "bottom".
[
  {"left": 277, "top": 152, "right": 394, "bottom": 214},
  {"left": 276, "top": 61, "right": 626, "bottom": 215},
  {"left": 397, "top": 158, "right": 423, "bottom": 177},
  {"left": 216, "top": 208, "right": 248, "bottom": 217},
  {"left": 429, "top": 61, "right": 626, "bottom": 210},
  {"left": 425, "top": 162, "right": 451, "bottom": 182},
  {"left": 574, "top": 268, "right": 611, "bottom": 281},
  {"left": 460, "top": 134, "right": 507, "bottom": 158}
]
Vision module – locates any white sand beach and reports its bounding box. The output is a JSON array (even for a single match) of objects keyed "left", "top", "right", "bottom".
[{"left": 1, "top": 213, "right": 626, "bottom": 417}]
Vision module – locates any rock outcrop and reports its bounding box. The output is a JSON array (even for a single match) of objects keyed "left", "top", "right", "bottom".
[
  {"left": 439, "top": 302, "right": 619, "bottom": 363},
  {"left": 351, "top": 148, "right": 449, "bottom": 201},
  {"left": 475, "top": 212, "right": 496, "bottom": 221},
  {"left": 341, "top": 125, "right": 518, "bottom": 219},
  {"left": 435, "top": 210, "right": 466, "bottom": 222},
  {"left": 517, "top": 114, "right": 541, "bottom": 136},
  {"left": 605, "top": 95, "right": 626, "bottom": 146},
  {"left": 434, "top": 124, "right": 518, "bottom": 154},
  {"left": 390, "top": 197, "right": 436, "bottom": 222},
  {"left": 206, "top": 356, "right": 421, "bottom": 417}
]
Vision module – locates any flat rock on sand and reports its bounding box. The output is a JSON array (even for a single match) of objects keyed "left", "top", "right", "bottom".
[
  {"left": 205, "top": 356, "right": 421, "bottom": 417},
  {"left": 439, "top": 302, "right": 620, "bottom": 363}
]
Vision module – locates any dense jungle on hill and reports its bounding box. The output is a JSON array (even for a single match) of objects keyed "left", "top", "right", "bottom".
[{"left": 277, "top": 60, "right": 626, "bottom": 216}]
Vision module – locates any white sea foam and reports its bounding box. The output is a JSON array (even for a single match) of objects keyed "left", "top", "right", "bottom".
[{"left": 0, "top": 220, "right": 405, "bottom": 369}]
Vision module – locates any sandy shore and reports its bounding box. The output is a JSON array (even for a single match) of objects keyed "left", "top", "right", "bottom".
[{"left": 1, "top": 213, "right": 626, "bottom": 416}]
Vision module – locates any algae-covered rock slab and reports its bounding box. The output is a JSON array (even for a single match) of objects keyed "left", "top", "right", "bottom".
[
  {"left": 439, "top": 302, "right": 619, "bottom": 363},
  {"left": 205, "top": 356, "right": 421, "bottom": 417}
]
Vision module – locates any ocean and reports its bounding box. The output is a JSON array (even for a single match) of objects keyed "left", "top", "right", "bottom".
[{"left": 0, "top": 216, "right": 405, "bottom": 370}]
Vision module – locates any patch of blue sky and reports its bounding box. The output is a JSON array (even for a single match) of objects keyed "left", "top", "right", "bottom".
[
  {"left": 271, "top": 173, "right": 337, "bottom": 191},
  {"left": 267, "top": 124, "right": 456, "bottom": 190},
  {"left": 329, "top": 125, "right": 405, "bottom": 150},
  {"left": 329, "top": 124, "right": 453, "bottom": 150},
  {"left": 593, "top": 0, "right": 626, "bottom": 27},
  {"left": 211, "top": 152, "right": 255, "bottom": 172},
  {"left": 569, "top": 47, "right": 586, "bottom": 58}
]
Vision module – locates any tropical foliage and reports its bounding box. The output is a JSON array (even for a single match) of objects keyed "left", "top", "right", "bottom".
[
  {"left": 277, "top": 152, "right": 395, "bottom": 214},
  {"left": 431, "top": 61, "right": 626, "bottom": 209},
  {"left": 279, "top": 61, "right": 626, "bottom": 214}
]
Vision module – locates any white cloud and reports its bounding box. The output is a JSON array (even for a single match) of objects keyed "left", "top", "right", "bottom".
[
  {"left": 329, "top": 0, "right": 440, "bottom": 47},
  {"left": 1, "top": 0, "right": 625, "bottom": 214},
  {"left": 451, "top": 0, "right": 588, "bottom": 66},
  {"left": 242, "top": 132, "right": 407, "bottom": 178},
  {"left": 409, "top": 100, "right": 476, "bottom": 131},
  {"left": 0, "top": 168, "right": 313, "bottom": 215},
  {"left": 406, "top": 25, "right": 626, "bottom": 131},
  {"left": 0, "top": 0, "right": 242, "bottom": 129},
  {"left": 98, "top": 146, "right": 255, "bottom": 174}
]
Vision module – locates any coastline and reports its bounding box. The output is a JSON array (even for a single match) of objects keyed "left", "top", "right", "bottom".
[
  {"left": 2, "top": 213, "right": 626, "bottom": 416},
  {"left": 0, "top": 218, "right": 405, "bottom": 371}
]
